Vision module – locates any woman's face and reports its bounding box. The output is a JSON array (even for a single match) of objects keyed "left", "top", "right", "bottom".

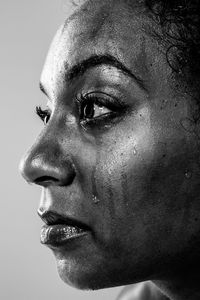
[{"left": 20, "top": 0, "right": 200, "bottom": 290}]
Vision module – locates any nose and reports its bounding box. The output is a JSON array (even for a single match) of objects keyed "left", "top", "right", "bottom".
[{"left": 19, "top": 138, "right": 76, "bottom": 187}]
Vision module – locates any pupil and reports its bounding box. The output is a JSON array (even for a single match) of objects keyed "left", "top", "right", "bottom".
[{"left": 84, "top": 103, "right": 94, "bottom": 119}]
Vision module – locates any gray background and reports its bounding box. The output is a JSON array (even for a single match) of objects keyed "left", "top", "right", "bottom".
[{"left": 0, "top": 1, "right": 123, "bottom": 299}]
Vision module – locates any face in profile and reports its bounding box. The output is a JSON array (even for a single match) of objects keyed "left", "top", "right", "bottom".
[{"left": 20, "top": 0, "right": 200, "bottom": 291}]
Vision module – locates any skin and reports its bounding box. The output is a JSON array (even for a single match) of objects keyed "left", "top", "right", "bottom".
[{"left": 20, "top": 0, "right": 200, "bottom": 298}]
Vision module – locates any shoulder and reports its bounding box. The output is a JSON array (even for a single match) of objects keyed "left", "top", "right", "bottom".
[{"left": 116, "top": 281, "right": 170, "bottom": 300}]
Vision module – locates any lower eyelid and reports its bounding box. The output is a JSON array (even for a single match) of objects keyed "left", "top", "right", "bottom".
[{"left": 81, "top": 111, "right": 120, "bottom": 126}]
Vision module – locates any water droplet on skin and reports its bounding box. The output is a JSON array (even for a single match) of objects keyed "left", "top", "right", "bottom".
[
  {"left": 108, "top": 168, "right": 112, "bottom": 175},
  {"left": 185, "top": 170, "right": 192, "bottom": 179},
  {"left": 92, "top": 195, "right": 100, "bottom": 204},
  {"left": 133, "top": 147, "right": 137, "bottom": 155}
]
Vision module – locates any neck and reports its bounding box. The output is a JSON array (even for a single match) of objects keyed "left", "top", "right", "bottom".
[{"left": 153, "top": 270, "right": 200, "bottom": 300}]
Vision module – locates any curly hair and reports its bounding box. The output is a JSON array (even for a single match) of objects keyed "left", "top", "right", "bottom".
[{"left": 145, "top": 0, "right": 200, "bottom": 92}]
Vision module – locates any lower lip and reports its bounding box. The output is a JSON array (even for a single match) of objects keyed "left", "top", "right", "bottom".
[{"left": 40, "top": 224, "right": 88, "bottom": 247}]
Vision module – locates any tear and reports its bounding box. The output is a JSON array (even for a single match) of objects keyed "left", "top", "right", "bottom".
[{"left": 92, "top": 195, "right": 100, "bottom": 204}]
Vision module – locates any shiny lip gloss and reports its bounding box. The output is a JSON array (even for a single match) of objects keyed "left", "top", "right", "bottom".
[{"left": 40, "top": 224, "right": 88, "bottom": 247}]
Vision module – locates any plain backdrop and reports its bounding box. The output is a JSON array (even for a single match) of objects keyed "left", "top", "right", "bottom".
[{"left": 0, "top": 1, "right": 124, "bottom": 299}]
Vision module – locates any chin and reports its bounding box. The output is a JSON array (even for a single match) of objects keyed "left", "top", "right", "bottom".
[
  {"left": 55, "top": 256, "right": 148, "bottom": 291},
  {"left": 56, "top": 259, "right": 112, "bottom": 290},
  {"left": 52, "top": 242, "right": 161, "bottom": 290}
]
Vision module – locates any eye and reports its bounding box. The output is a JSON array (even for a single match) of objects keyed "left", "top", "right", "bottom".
[
  {"left": 78, "top": 93, "right": 117, "bottom": 123},
  {"left": 36, "top": 106, "right": 51, "bottom": 124},
  {"left": 82, "top": 101, "right": 111, "bottom": 120}
]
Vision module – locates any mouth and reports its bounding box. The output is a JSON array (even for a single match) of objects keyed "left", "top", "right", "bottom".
[{"left": 39, "top": 211, "right": 90, "bottom": 248}]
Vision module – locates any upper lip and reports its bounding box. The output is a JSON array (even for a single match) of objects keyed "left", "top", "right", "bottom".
[{"left": 37, "top": 210, "right": 90, "bottom": 231}]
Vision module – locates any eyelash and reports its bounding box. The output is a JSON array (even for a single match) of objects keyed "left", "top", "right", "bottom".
[
  {"left": 36, "top": 93, "right": 124, "bottom": 126},
  {"left": 78, "top": 93, "right": 114, "bottom": 117},
  {"left": 36, "top": 106, "right": 51, "bottom": 124}
]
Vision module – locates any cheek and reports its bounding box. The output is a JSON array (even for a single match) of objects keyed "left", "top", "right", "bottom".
[
  {"left": 91, "top": 109, "right": 195, "bottom": 255},
  {"left": 92, "top": 109, "right": 156, "bottom": 238},
  {"left": 95, "top": 110, "right": 154, "bottom": 214}
]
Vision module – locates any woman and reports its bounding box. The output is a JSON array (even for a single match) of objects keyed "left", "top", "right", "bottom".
[{"left": 20, "top": 0, "right": 200, "bottom": 299}]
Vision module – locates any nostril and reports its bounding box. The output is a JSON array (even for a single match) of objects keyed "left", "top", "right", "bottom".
[{"left": 34, "top": 176, "right": 60, "bottom": 186}]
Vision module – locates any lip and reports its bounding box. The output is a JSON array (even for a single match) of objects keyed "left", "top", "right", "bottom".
[
  {"left": 38, "top": 210, "right": 91, "bottom": 248},
  {"left": 40, "top": 224, "right": 89, "bottom": 247}
]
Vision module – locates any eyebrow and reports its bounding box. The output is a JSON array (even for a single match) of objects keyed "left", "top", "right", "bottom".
[
  {"left": 40, "top": 54, "right": 147, "bottom": 97},
  {"left": 66, "top": 54, "right": 147, "bottom": 91}
]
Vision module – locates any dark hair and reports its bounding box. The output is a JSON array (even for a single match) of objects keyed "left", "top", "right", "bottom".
[{"left": 145, "top": 0, "right": 200, "bottom": 92}]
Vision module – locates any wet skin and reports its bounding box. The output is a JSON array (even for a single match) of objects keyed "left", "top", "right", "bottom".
[{"left": 20, "top": 0, "right": 200, "bottom": 293}]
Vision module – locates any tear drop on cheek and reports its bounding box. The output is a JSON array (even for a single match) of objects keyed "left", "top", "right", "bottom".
[
  {"left": 92, "top": 195, "right": 100, "bottom": 204},
  {"left": 185, "top": 170, "right": 192, "bottom": 179}
]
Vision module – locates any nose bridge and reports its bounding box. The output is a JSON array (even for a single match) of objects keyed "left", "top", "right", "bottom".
[{"left": 20, "top": 123, "right": 76, "bottom": 187}]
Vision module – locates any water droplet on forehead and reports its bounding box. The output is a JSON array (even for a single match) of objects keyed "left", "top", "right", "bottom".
[
  {"left": 133, "top": 147, "right": 137, "bottom": 155},
  {"left": 185, "top": 170, "right": 192, "bottom": 179}
]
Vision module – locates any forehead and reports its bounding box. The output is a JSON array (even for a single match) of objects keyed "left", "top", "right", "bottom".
[{"left": 41, "top": 0, "right": 166, "bottom": 97}]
